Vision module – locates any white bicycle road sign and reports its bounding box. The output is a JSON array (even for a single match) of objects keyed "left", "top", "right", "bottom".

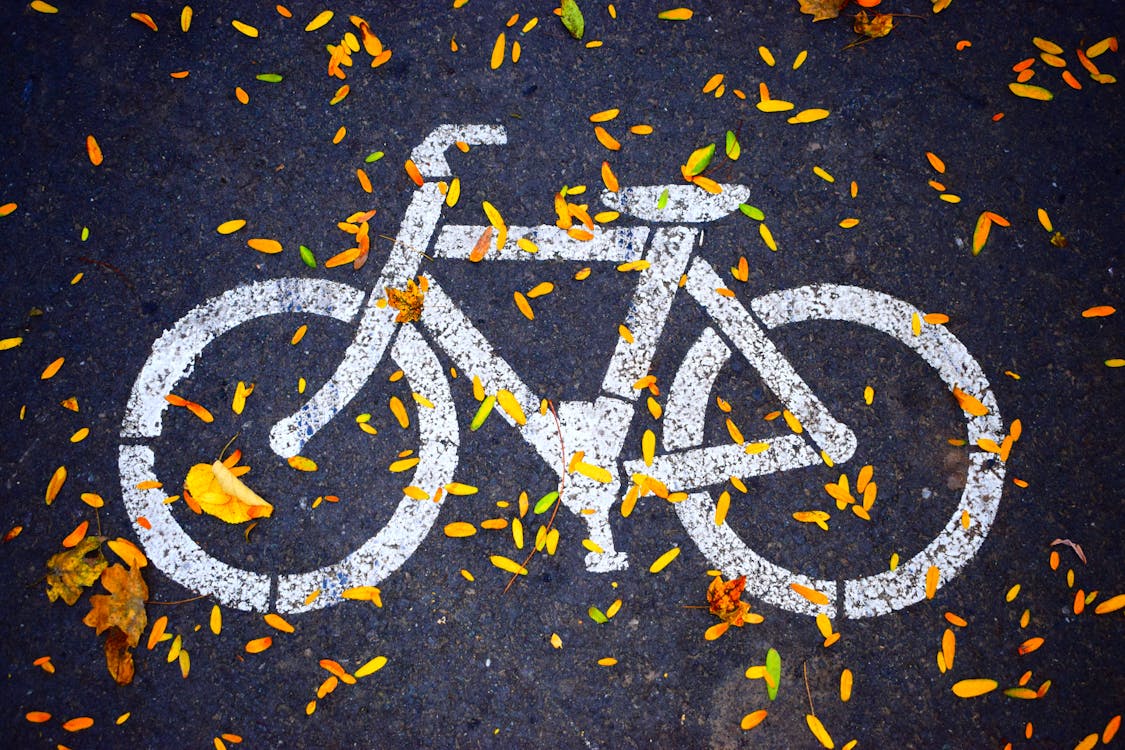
[{"left": 119, "top": 124, "right": 1005, "bottom": 618}]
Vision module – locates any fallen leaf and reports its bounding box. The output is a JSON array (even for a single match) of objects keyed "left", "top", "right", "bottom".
[
  {"left": 854, "top": 10, "right": 894, "bottom": 38},
  {"left": 386, "top": 278, "right": 425, "bottom": 323},
  {"left": 951, "top": 678, "right": 998, "bottom": 697},
  {"left": 799, "top": 0, "right": 848, "bottom": 22},
  {"left": 560, "top": 0, "right": 584, "bottom": 39},
  {"left": 83, "top": 563, "right": 148, "bottom": 684},
  {"left": 46, "top": 536, "right": 107, "bottom": 605},
  {"left": 1050, "top": 538, "right": 1087, "bottom": 564},
  {"left": 184, "top": 460, "right": 274, "bottom": 524}
]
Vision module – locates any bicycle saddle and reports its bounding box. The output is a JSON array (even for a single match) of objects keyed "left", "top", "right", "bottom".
[{"left": 601, "top": 183, "right": 752, "bottom": 223}]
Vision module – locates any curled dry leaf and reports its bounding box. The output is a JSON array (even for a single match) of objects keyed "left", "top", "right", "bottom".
[
  {"left": 1049, "top": 538, "right": 1087, "bottom": 564},
  {"left": 184, "top": 460, "right": 273, "bottom": 524},
  {"left": 46, "top": 536, "right": 107, "bottom": 605},
  {"left": 82, "top": 563, "right": 148, "bottom": 685},
  {"left": 798, "top": 0, "right": 849, "bottom": 22}
]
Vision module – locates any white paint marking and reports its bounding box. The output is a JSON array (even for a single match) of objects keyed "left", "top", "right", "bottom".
[
  {"left": 121, "top": 279, "right": 365, "bottom": 439},
  {"left": 663, "top": 327, "right": 729, "bottom": 452},
  {"left": 410, "top": 124, "right": 507, "bottom": 178},
  {"left": 276, "top": 325, "right": 457, "bottom": 612},
  {"left": 665, "top": 283, "right": 1005, "bottom": 617},
  {"left": 602, "top": 227, "right": 696, "bottom": 399},
  {"left": 751, "top": 284, "right": 1004, "bottom": 445},
  {"left": 600, "top": 184, "right": 752, "bottom": 224},
  {"left": 420, "top": 275, "right": 631, "bottom": 571},
  {"left": 685, "top": 260, "right": 858, "bottom": 463},
  {"left": 433, "top": 224, "right": 648, "bottom": 262},
  {"left": 624, "top": 435, "right": 819, "bottom": 492}
]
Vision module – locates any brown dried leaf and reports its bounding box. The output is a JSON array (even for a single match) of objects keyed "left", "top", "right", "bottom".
[
  {"left": 798, "top": 0, "right": 849, "bottom": 22},
  {"left": 104, "top": 629, "right": 135, "bottom": 685},
  {"left": 83, "top": 564, "right": 148, "bottom": 648},
  {"left": 1050, "top": 538, "right": 1087, "bottom": 565},
  {"left": 854, "top": 10, "right": 894, "bottom": 38},
  {"left": 46, "top": 536, "right": 107, "bottom": 605}
]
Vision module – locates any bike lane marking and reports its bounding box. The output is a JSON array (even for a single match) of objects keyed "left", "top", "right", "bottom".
[
  {"left": 663, "top": 283, "right": 1006, "bottom": 617},
  {"left": 119, "top": 279, "right": 459, "bottom": 613}
]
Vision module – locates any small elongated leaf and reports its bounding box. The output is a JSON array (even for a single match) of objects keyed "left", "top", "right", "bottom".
[
  {"left": 560, "top": 0, "right": 584, "bottom": 39},
  {"left": 534, "top": 490, "right": 559, "bottom": 514},
  {"left": 725, "top": 131, "right": 740, "bottom": 160},
  {"left": 470, "top": 395, "right": 496, "bottom": 431},
  {"left": 299, "top": 245, "right": 317, "bottom": 268},
  {"left": 588, "top": 606, "right": 608, "bottom": 623},
  {"left": 765, "top": 648, "right": 781, "bottom": 700},
  {"left": 952, "top": 678, "right": 998, "bottom": 698},
  {"left": 739, "top": 204, "right": 765, "bottom": 221},
  {"left": 256, "top": 73, "right": 284, "bottom": 83}
]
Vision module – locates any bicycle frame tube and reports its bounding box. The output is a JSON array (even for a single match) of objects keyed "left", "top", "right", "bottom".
[{"left": 269, "top": 125, "right": 508, "bottom": 458}]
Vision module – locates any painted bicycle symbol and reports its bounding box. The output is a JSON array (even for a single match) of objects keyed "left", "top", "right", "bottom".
[{"left": 119, "top": 125, "right": 1006, "bottom": 618}]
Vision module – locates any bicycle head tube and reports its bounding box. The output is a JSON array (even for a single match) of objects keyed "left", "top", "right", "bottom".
[{"left": 410, "top": 124, "right": 508, "bottom": 179}]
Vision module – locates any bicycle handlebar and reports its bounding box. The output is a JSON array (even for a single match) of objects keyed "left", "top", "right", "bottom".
[{"left": 410, "top": 124, "right": 508, "bottom": 178}]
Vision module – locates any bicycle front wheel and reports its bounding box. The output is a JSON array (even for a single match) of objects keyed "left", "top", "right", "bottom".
[
  {"left": 119, "top": 278, "right": 458, "bottom": 613},
  {"left": 661, "top": 283, "right": 1006, "bottom": 618}
]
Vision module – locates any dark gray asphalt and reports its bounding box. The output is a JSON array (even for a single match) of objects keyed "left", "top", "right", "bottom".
[{"left": 1, "top": 2, "right": 1123, "bottom": 748}]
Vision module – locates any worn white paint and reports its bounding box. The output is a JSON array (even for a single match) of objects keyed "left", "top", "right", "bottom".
[
  {"left": 120, "top": 125, "right": 1004, "bottom": 618},
  {"left": 601, "top": 184, "right": 751, "bottom": 223},
  {"left": 662, "top": 282, "right": 1005, "bottom": 618}
]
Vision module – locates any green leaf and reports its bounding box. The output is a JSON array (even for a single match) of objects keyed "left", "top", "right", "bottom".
[
  {"left": 299, "top": 244, "right": 317, "bottom": 268},
  {"left": 533, "top": 491, "right": 559, "bottom": 514},
  {"left": 725, "top": 131, "right": 741, "bottom": 161},
  {"left": 588, "top": 606, "right": 608, "bottom": 623},
  {"left": 256, "top": 73, "right": 283, "bottom": 83},
  {"left": 470, "top": 394, "right": 496, "bottom": 431},
  {"left": 657, "top": 188, "right": 669, "bottom": 209},
  {"left": 364, "top": 151, "right": 384, "bottom": 163},
  {"left": 560, "top": 0, "right": 584, "bottom": 40},
  {"left": 739, "top": 203, "right": 765, "bottom": 221},
  {"left": 765, "top": 648, "right": 781, "bottom": 700},
  {"left": 685, "top": 143, "right": 715, "bottom": 176}
]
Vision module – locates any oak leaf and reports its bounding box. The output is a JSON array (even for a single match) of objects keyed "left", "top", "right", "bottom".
[
  {"left": 46, "top": 536, "right": 107, "bottom": 605},
  {"left": 798, "top": 0, "right": 849, "bottom": 21},
  {"left": 83, "top": 563, "right": 148, "bottom": 685},
  {"left": 184, "top": 459, "right": 273, "bottom": 524}
]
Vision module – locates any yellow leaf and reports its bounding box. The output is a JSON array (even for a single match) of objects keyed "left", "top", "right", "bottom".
[
  {"left": 264, "top": 613, "right": 296, "bottom": 633},
  {"left": 354, "top": 655, "right": 387, "bottom": 677},
  {"left": 184, "top": 461, "right": 274, "bottom": 524},
  {"left": 1008, "top": 83, "right": 1054, "bottom": 101},
  {"left": 216, "top": 219, "right": 246, "bottom": 235},
  {"left": 490, "top": 555, "right": 528, "bottom": 576},
  {"left": 45, "top": 465, "right": 67, "bottom": 505},
  {"left": 790, "top": 582, "right": 829, "bottom": 606},
  {"left": 342, "top": 586, "right": 383, "bottom": 606},
  {"left": 287, "top": 455, "right": 318, "bottom": 471},
  {"left": 443, "top": 522, "right": 477, "bottom": 537},
  {"left": 46, "top": 536, "right": 107, "bottom": 605},
  {"left": 798, "top": 0, "right": 846, "bottom": 21},
  {"left": 107, "top": 538, "right": 148, "bottom": 568},
  {"left": 805, "top": 714, "right": 834, "bottom": 747},
  {"left": 649, "top": 546, "right": 680, "bottom": 573}
]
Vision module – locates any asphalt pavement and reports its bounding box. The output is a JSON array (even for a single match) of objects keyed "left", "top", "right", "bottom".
[{"left": 1, "top": 1, "right": 1123, "bottom": 748}]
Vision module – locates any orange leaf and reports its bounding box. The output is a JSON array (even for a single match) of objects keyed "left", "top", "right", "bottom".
[
  {"left": 245, "top": 636, "right": 273, "bottom": 653},
  {"left": 86, "top": 135, "right": 104, "bottom": 166},
  {"left": 790, "top": 582, "right": 829, "bottom": 606},
  {"left": 952, "top": 387, "right": 989, "bottom": 416}
]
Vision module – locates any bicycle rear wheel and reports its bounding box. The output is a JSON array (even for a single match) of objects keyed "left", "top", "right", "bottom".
[
  {"left": 661, "top": 283, "right": 1006, "bottom": 618},
  {"left": 119, "top": 278, "right": 458, "bottom": 613}
]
